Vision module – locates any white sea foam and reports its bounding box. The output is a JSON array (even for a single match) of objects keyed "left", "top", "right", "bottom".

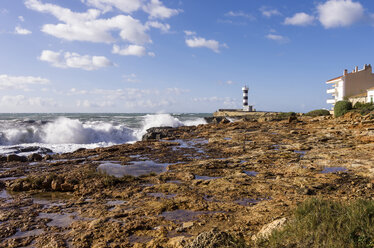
[{"left": 0, "top": 114, "right": 207, "bottom": 154}]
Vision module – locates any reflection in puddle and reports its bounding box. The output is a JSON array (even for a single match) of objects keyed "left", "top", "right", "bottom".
[
  {"left": 0, "top": 189, "right": 12, "bottom": 202},
  {"left": 166, "top": 180, "right": 182, "bottom": 184},
  {"left": 224, "top": 137, "right": 232, "bottom": 141},
  {"left": 129, "top": 235, "right": 153, "bottom": 244},
  {"left": 294, "top": 150, "right": 307, "bottom": 157},
  {"left": 194, "top": 175, "right": 221, "bottom": 180},
  {"left": 38, "top": 212, "right": 77, "bottom": 227},
  {"left": 148, "top": 193, "right": 176, "bottom": 199},
  {"left": 97, "top": 161, "right": 169, "bottom": 177},
  {"left": 243, "top": 171, "right": 258, "bottom": 177},
  {"left": 106, "top": 200, "right": 126, "bottom": 206},
  {"left": 8, "top": 229, "right": 44, "bottom": 239},
  {"left": 161, "top": 209, "right": 212, "bottom": 223},
  {"left": 0, "top": 176, "right": 26, "bottom": 181},
  {"left": 170, "top": 139, "right": 208, "bottom": 154},
  {"left": 320, "top": 167, "right": 347, "bottom": 174}
]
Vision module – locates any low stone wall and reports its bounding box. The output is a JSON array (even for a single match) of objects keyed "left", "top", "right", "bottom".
[{"left": 213, "top": 110, "right": 281, "bottom": 119}]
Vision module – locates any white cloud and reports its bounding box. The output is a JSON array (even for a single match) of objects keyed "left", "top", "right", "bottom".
[
  {"left": 148, "top": 52, "right": 156, "bottom": 57},
  {"left": 284, "top": 12, "right": 315, "bottom": 26},
  {"left": 0, "top": 95, "right": 57, "bottom": 107},
  {"left": 25, "top": 0, "right": 151, "bottom": 44},
  {"left": 81, "top": 0, "right": 142, "bottom": 13},
  {"left": 112, "top": 44, "right": 147, "bottom": 56},
  {"left": 39, "top": 50, "right": 113, "bottom": 70},
  {"left": 266, "top": 33, "right": 289, "bottom": 43},
  {"left": 185, "top": 36, "right": 227, "bottom": 53},
  {"left": 18, "top": 16, "right": 25, "bottom": 22},
  {"left": 0, "top": 74, "right": 49, "bottom": 91},
  {"left": 142, "top": 0, "right": 180, "bottom": 19},
  {"left": 192, "top": 96, "right": 238, "bottom": 108},
  {"left": 146, "top": 21, "right": 170, "bottom": 32},
  {"left": 68, "top": 88, "right": 88, "bottom": 95},
  {"left": 76, "top": 99, "right": 115, "bottom": 108},
  {"left": 317, "top": 0, "right": 364, "bottom": 28},
  {"left": 123, "top": 73, "right": 139, "bottom": 83},
  {"left": 184, "top": 30, "right": 196, "bottom": 36},
  {"left": 14, "top": 26, "right": 32, "bottom": 35},
  {"left": 225, "top": 11, "right": 255, "bottom": 20},
  {"left": 165, "top": 88, "right": 190, "bottom": 95},
  {"left": 225, "top": 80, "right": 235, "bottom": 85},
  {"left": 260, "top": 7, "right": 281, "bottom": 18}
]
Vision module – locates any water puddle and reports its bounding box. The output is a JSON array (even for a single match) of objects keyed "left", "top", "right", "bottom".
[
  {"left": 271, "top": 144, "right": 280, "bottom": 150},
  {"left": 148, "top": 193, "right": 176, "bottom": 199},
  {"left": 235, "top": 197, "right": 271, "bottom": 206},
  {"left": 320, "top": 167, "right": 347, "bottom": 174},
  {"left": 171, "top": 139, "right": 208, "bottom": 154},
  {"left": 97, "top": 161, "right": 169, "bottom": 177},
  {"left": 106, "top": 200, "right": 126, "bottom": 206},
  {"left": 166, "top": 180, "right": 182, "bottom": 184},
  {"left": 243, "top": 171, "right": 258, "bottom": 177},
  {"left": 38, "top": 212, "right": 77, "bottom": 227},
  {"left": 194, "top": 175, "right": 221, "bottom": 180},
  {"left": 8, "top": 229, "right": 44, "bottom": 239},
  {"left": 294, "top": 150, "right": 307, "bottom": 157},
  {"left": 0, "top": 189, "right": 12, "bottom": 200},
  {"left": 161, "top": 209, "right": 212, "bottom": 223},
  {"left": 129, "top": 235, "right": 153, "bottom": 244},
  {"left": 224, "top": 137, "right": 232, "bottom": 141},
  {"left": 0, "top": 176, "right": 26, "bottom": 181}
]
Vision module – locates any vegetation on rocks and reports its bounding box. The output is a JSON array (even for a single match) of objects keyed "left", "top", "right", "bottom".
[
  {"left": 334, "top": 100, "right": 352, "bottom": 117},
  {"left": 305, "top": 109, "right": 330, "bottom": 117},
  {"left": 258, "top": 198, "right": 374, "bottom": 248},
  {"left": 352, "top": 102, "right": 374, "bottom": 116}
]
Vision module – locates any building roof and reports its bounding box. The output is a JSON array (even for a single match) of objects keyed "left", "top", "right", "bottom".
[
  {"left": 348, "top": 92, "right": 367, "bottom": 98},
  {"left": 326, "top": 75, "right": 343, "bottom": 83},
  {"left": 367, "top": 87, "right": 374, "bottom": 91}
]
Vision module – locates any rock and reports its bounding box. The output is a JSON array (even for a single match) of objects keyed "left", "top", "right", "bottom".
[
  {"left": 44, "top": 154, "right": 53, "bottom": 160},
  {"left": 61, "top": 182, "right": 74, "bottom": 192},
  {"left": 255, "top": 218, "right": 287, "bottom": 240},
  {"left": 185, "top": 229, "right": 243, "bottom": 248},
  {"left": 0, "top": 156, "right": 6, "bottom": 162},
  {"left": 28, "top": 153, "right": 43, "bottom": 162},
  {"left": 7, "top": 154, "right": 27, "bottom": 162},
  {"left": 142, "top": 127, "right": 175, "bottom": 141},
  {"left": 288, "top": 116, "right": 298, "bottom": 123},
  {"left": 167, "top": 236, "right": 188, "bottom": 248},
  {"left": 51, "top": 179, "right": 63, "bottom": 191},
  {"left": 182, "top": 221, "right": 194, "bottom": 229},
  {"left": 204, "top": 117, "right": 230, "bottom": 124}
]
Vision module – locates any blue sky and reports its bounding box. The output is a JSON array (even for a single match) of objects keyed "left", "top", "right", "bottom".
[{"left": 1, "top": 0, "right": 374, "bottom": 113}]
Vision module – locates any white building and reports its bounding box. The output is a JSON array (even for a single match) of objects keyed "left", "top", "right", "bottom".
[{"left": 326, "top": 64, "right": 374, "bottom": 107}]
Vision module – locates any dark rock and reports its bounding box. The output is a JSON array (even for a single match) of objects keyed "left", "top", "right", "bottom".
[
  {"left": 7, "top": 154, "right": 27, "bottom": 162},
  {"left": 288, "top": 116, "right": 298, "bottom": 123},
  {"left": 75, "top": 148, "right": 86, "bottom": 153},
  {"left": 44, "top": 154, "right": 53, "bottom": 160},
  {"left": 0, "top": 181, "right": 5, "bottom": 189},
  {"left": 0, "top": 156, "right": 6, "bottom": 162},
  {"left": 142, "top": 126, "right": 175, "bottom": 141},
  {"left": 51, "top": 179, "right": 63, "bottom": 191},
  {"left": 61, "top": 183, "right": 74, "bottom": 192},
  {"left": 28, "top": 153, "right": 43, "bottom": 162}
]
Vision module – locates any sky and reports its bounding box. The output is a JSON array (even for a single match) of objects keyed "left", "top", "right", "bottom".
[{"left": 1, "top": 0, "right": 374, "bottom": 113}]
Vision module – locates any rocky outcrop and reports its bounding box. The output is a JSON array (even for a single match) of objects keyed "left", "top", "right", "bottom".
[
  {"left": 7, "top": 154, "right": 27, "bottom": 162},
  {"left": 142, "top": 127, "right": 175, "bottom": 141},
  {"left": 27, "top": 153, "right": 43, "bottom": 162},
  {"left": 185, "top": 229, "right": 244, "bottom": 248},
  {"left": 204, "top": 117, "right": 231, "bottom": 124},
  {"left": 254, "top": 218, "right": 287, "bottom": 240}
]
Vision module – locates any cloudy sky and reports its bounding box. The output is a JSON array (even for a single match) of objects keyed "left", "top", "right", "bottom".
[{"left": 1, "top": 0, "right": 374, "bottom": 113}]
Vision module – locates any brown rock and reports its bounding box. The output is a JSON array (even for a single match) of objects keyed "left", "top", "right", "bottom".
[
  {"left": 28, "top": 153, "right": 43, "bottom": 162},
  {"left": 51, "top": 179, "right": 63, "bottom": 191},
  {"left": 255, "top": 217, "right": 287, "bottom": 240},
  {"left": 61, "top": 183, "right": 74, "bottom": 192}
]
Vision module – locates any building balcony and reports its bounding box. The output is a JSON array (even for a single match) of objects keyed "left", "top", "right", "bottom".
[
  {"left": 326, "top": 99, "right": 336, "bottom": 104},
  {"left": 326, "top": 88, "right": 336, "bottom": 94}
]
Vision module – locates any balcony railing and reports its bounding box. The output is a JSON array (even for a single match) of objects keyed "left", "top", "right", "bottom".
[
  {"left": 326, "top": 88, "right": 336, "bottom": 94},
  {"left": 326, "top": 99, "right": 335, "bottom": 104}
]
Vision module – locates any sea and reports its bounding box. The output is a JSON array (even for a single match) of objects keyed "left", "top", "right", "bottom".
[{"left": 0, "top": 113, "right": 210, "bottom": 156}]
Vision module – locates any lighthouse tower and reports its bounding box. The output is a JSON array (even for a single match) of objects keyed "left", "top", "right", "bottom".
[{"left": 242, "top": 86, "right": 250, "bottom": 111}]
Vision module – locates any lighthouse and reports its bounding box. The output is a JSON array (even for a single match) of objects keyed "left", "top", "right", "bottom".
[{"left": 242, "top": 86, "right": 251, "bottom": 111}]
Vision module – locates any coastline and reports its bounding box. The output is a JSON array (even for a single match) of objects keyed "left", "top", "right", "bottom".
[{"left": 1, "top": 113, "right": 374, "bottom": 247}]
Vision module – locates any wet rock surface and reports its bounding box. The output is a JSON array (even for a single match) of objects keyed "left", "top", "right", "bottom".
[{"left": 1, "top": 115, "right": 374, "bottom": 247}]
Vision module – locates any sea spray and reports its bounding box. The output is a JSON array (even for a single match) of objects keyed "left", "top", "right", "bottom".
[{"left": 0, "top": 113, "right": 208, "bottom": 154}]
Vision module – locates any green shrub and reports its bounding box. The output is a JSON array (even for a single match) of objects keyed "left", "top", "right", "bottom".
[
  {"left": 257, "top": 198, "right": 374, "bottom": 248},
  {"left": 352, "top": 102, "right": 374, "bottom": 115},
  {"left": 305, "top": 109, "right": 330, "bottom": 117},
  {"left": 334, "top": 100, "right": 352, "bottom": 117}
]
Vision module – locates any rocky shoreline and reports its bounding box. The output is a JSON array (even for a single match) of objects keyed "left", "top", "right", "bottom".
[{"left": 1, "top": 113, "right": 374, "bottom": 247}]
